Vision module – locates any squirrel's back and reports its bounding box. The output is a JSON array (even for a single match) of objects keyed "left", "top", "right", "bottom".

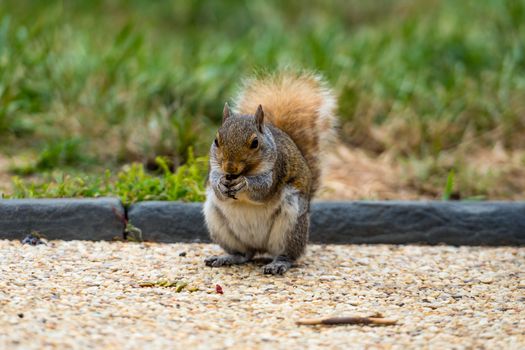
[{"left": 234, "top": 72, "right": 337, "bottom": 195}]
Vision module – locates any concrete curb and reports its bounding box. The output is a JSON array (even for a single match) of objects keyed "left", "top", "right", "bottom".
[
  {"left": 0, "top": 198, "right": 125, "bottom": 241},
  {"left": 309, "top": 201, "right": 525, "bottom": 245},
  {"left": 127, "top": 200, "right": 525, "bottom": 245},
  {"left": 1, "top": 199, "right": 524, "bottom": 245},
  {"left": 127, "top": 202, "right": 206, "bottom": 242}
]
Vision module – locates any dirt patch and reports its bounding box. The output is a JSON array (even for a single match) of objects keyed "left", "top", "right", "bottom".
[
  {"left": 466, "top": 144, "right": 525, "bottom": 196},
  {"left": 319, "top": 144, "right": 426, "bottom": 200},
  {"left": 320, "top": 143, "right": 525, "bottom": 200}
]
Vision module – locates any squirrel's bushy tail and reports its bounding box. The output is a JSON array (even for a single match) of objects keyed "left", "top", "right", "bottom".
[{"left": 234, "top": 71, "right": 337, "bottom": 195}]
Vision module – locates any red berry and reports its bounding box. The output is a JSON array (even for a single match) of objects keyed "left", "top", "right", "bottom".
[{"left": 215, "top": 284, "right": 223, "bottom": 294}]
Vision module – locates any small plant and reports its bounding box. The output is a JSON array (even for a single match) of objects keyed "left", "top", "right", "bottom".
[
  {"left": 124, "top": 222, "right": 143, "bottom": 242},
  {"left": 5, "top": 150, "right": 208, "bottom": 205},
  {"left": 442, "top": 169, "right": 455, "bottom": 201},
  {"left": 112, "top": 150, "right": 207, "bottom": 205}
]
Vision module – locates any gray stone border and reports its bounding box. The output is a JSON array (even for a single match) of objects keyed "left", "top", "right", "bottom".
[
  {"left": 0, "top": 198, "right": 125, "bottom": 241},
  {"left": 127, "top": 202, "right": 206, "bottom": 242},
  {"left": 1, "top": 199, "right": 524, "bottom": 245}
]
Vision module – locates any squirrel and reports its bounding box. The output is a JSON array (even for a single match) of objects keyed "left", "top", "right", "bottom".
[{"left": 203, "top": 72, "right": 337, "bottom": 274}]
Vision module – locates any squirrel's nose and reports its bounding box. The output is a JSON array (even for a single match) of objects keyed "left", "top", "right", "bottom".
[
  {"left": 225, "top": 173, "right": 239, "bottom": 181},
  {"left": 223, "top": 161, "right": 244, "bottom": 178}
]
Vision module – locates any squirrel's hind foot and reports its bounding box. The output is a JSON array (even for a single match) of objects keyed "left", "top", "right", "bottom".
[
  {"left": 263, "top": 256, "right": 293, "bottom": 275},
  {"left": 204, "top": 253, "right": 252, "bottom": 267}
]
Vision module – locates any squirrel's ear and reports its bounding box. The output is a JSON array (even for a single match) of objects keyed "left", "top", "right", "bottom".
[
  {"left": 255, "top": 104, "right": 264, "bottom": 132},
  {"left": 222, "top": 102, "right": 231, "bottom": 124}
]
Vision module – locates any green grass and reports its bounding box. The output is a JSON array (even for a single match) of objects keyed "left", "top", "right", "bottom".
[
  {"left": 1, "top": 0, "right": 525, "bottom": 201},
  {"left": 4, "top": 151, "right": 207, "bottom": 205}
]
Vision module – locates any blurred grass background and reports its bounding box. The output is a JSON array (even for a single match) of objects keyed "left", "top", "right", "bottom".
[{"left": 0, "top": 0, "right": 524, "bottom": 201}]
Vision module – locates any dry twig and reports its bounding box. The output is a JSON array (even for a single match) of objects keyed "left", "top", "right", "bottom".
[{"left": 297, "top": 315, "right": 397, "bottom": 326}]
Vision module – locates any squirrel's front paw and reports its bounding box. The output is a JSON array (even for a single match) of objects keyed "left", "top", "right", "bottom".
[
  {"left": 228, "top": 177, "right": 246, "bottom": 193},
  {"left": 218, "top": 176, "right": 246, "bottom": 199},
  {"left": 216, "top": 182, "right": 230, "bottom": 198}
]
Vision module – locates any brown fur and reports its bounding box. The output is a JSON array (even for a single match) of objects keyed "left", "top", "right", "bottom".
[
  {"left": 234, "top": 72, "right": 337, "bottom": 194},
  {"left": 204, "top": 72, "right": 337, "bottom": 274},
  {"left": 270, "top": 125, "right": 312, "bottom": 197}
]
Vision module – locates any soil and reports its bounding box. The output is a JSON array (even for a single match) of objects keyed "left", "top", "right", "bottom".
[{"left": 319, "top": 144, "right": 426, "bottom": 200}]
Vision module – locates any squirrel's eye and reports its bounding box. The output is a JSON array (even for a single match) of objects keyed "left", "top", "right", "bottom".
[
  {"left": 250, "top": 138, "right": 258, "bottom": 149},
  {"left": 214, "top": 138, "right": 219, "bottom": 147}
]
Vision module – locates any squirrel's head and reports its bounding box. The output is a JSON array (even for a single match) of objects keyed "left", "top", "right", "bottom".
[{"left": 210, "top": 103, "right": 276, "bottom": 177}]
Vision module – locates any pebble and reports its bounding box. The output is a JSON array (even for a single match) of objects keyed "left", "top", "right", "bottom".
[{"left": 0, "top": 240, "right": 523, "bottom": 349}]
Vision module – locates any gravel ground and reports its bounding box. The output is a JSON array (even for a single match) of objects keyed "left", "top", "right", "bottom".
[{"left": 0, "top": 240, "right": 523, "bottom": 350}]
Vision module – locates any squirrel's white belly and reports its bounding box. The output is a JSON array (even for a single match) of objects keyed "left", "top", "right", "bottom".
[
  {"left": 205, "top": 186, "right": 299, "bottom": 255},
  {"left": 218, "top": 199, "right": 279, "bottom": 251}
]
